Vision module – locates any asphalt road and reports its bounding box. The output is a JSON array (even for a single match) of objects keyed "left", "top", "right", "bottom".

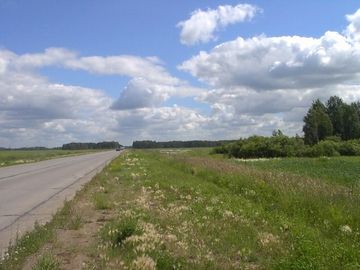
[{"left": 0, "top": 150, "right": 120, "bottom": 254}]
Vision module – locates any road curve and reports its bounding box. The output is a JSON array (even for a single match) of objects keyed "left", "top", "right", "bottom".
[{"left": 0, "top": 150, "right": 120, "bottom": 254}]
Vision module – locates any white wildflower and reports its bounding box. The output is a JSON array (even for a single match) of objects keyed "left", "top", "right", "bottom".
[{"left": 340, "top": 225, "right": 352, "bottom": 234}]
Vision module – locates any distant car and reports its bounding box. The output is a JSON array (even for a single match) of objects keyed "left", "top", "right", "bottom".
[{"left": 115, "top": 148, "right": 121, "bottom": 151}]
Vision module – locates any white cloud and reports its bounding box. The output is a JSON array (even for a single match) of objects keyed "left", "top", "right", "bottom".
[
  {"left": 0, "top": 48, "right": 210, "bottom": 147},
  {"left": 345, "top": 8, "right": 360, "bottom": 42},
  {"left": 3, "top": 8, "right": 360, "bottom": 147},
  {"left": 111, "top": 77, "right": 205, "bottom": 110},
  {"left": 180, "top": 31, "right": 360, "bottom": 90},
  {"left": 111, "top": 78, "right": 171, "bottom": 110},
  {"left": 177, "top": 8, "right": 360, "bottom": 137},
  {"left": 113, "top": 106, "right": 209, "bottom": 141},
  {"left": 7, "top": 47, "right": 178, "bottom": 85},
  {"left": 177, "top": 3, "right": 260, "bottom": 45}
]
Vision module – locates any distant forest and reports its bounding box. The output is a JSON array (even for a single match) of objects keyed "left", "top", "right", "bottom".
[
  {"left": 62, "top": 141, "right": 121, "bottom": 150},
  {"left": 132, "top": 140, "right": 235, "bottom": 149}
]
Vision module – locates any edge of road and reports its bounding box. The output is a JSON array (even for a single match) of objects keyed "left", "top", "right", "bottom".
[{"left": 0, "top": 150, "right": 123, "bottom": 256}]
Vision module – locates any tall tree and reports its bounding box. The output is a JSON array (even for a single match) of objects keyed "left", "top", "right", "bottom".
[
  {"left": 343, "top": 103, "right": 360, "bottom": 140},
  {"left": 303, "top": 99, "right": 333, "bottom": 145},
  {"left": 326, "top": 96, "right": 344, "bottom": 137}
]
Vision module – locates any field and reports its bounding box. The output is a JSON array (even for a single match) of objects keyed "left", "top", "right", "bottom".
[
  {"left": 234, "top": 156, "right": 360, "bottom": 186},
  {"left": 0, "top": 149, "right": 103, "bottom": 167},
  {"left": 1, "top": 149, "right": 360, "bottom": 269}
]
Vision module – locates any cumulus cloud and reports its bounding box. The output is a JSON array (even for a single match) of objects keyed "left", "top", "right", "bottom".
[
  {"left": 4, "top": 8, "right": 360, "bottom": 147},
  {"left": 4, "top": 48, "right": 206, "bottom": 112},
  {"left": 345, "top": 8, "right": 360, "bottom": 41},
  {"left": 177, "top": 8, "right": 360, "bottom": 137},
  {"left": 177, "top": 3, "right": 259, "bottom": 45},
  {"left": 111, "top": 78, "right": 170, "bottom": 110},
  {"left": 180, "top": 31, "right": 360, "bottom": 90},
  {"left": 111, "top": 77, "right": 205, "bottom": 110},
  {"left": 113, "top": 106, "right": 209, "bottom": 141},
  {"left": 0, "top": 48, "right": 210, "bottom": 147},
  {"left": 0, "top": 61, "right": 118, "bottom": 147}
]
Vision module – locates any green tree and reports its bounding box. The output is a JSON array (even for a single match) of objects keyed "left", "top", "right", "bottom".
[
  {"left": 343, "top": 103, "right": 360, "bottom": 140},
  {"left": 326, "top": 96, "right": 344, "bottom": 137},
  {"left": 303, "top": 99, "right": 333, "bottom": 145}
]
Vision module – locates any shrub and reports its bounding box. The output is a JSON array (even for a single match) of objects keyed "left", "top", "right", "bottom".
[
  {"left": 338, "top": 140, "right": 360, "bottom": 156},
  {"left": 213, "top": 135, "right": 307, "bottom": 159},
  {"left": 305, "top": 140, "right": 340, "bottom": 157},
  {"left": 212, "top": 135, "right": 360, "bottom": 158}
]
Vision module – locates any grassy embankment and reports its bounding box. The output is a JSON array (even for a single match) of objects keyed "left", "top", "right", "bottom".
[
  {"left": 0, "top": 149, "right": 103, "bottom": 167},
  {"left": 1, "top": 149, "right": 360, "bottom": 269}
]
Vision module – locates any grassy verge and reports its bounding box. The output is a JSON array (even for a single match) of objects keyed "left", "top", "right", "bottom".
[
  {"left": 2, "top": 149, "right": 360, "bottom": 269},
  {"left": 0, "top": 200, "right": 85, "bottom": 270},
  {"left": 0, "top": 149, "right": 104, "bottom": 167}
]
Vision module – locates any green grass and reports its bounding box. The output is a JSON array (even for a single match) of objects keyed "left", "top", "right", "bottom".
[
  {"left": 234, "top": 156, "right": 360, "bottom": 186},
  {"left": 88, "top": 150, "right": 360, "bottom": 269},
  {"left": 31, "top": 252, "right": 59, "bottom": 270},
  {"left": 0, "top": 149, "right": 102, "bottom": 167}
]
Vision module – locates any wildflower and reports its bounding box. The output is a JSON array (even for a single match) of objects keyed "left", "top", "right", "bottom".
[
  {"left": 223, "top": 210, "right": 235, "bottom": 219},
  {"left": 133, "top": 255, "right": 156, "bottom": 270},
  {"left": 340, "top": 225, "right": 352, "bottom": 234},
  {"left": 259, "top": 232, "right": 279, "bottom": 246}
]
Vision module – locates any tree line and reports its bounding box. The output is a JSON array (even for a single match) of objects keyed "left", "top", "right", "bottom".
[
  {"left": 62, "top": 141, "right": 121, "bottom": 150},
  {"left": 303, "top": 96, "right": 360, "bottom": 145},
  {"left": 132, "top": 140, "right": 235, "bottom": 149},
  {"left": 213, "top": 96, "right": 360, "bottom": 158}
]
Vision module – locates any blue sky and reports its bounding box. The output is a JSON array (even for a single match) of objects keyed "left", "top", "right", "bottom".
[{"left": 1, "top": 1, "right": 360, "bottom": 146}]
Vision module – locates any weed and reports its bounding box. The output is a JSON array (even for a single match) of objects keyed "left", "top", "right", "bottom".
[
  {"left": 93, "top": 193, "right": 112, "bottom": 210},
  {"left": 0, "top": 222, "right": 54, "bottom": 270},
  {"left": 32, "top": 252, "right": 59, "bottom": 270},
  {"left": 100, "top": 218, "right": 138, "bottom": 248}
]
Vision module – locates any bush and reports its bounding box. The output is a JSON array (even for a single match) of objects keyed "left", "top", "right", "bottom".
[
  {"left": 338, "top": 140, "right": 360, "bottom": 156},
  {"left": 213, "top": 135, "right": 360, "bottom": 158},
  {"left": 213, "top": 135, "right": 307, "bottom": 159},
  {"left": 305, "top": 140, "right": 340, "bottom": 157}
]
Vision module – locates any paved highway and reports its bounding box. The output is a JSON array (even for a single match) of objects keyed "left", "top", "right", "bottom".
[{"left": 0, "top": 150, "right": 120, "bottom": 254}]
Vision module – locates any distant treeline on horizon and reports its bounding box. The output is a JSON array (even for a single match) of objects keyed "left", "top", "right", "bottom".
[
  {"left": 62, "top": 141, "right": 121, "bottom": 150},
  {"left": 132, "top": 140, "right": 235, "bottom": 149},
  {"left": 0, "top": 146, "right": 53, "bottom": 151}
]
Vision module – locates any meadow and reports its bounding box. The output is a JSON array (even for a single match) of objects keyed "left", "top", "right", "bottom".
[
  {"left": 0, "top": 149, "right": 102, "bottom": 167},
  {"left": 1, "top": 149, "right": 359, "bottom": 269}
]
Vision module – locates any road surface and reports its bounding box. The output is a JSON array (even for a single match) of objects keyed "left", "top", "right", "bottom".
[{"left": 0, "top": 150, "right": 120, "bottom": 254}]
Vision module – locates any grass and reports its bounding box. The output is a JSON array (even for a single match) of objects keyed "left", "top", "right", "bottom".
[
  {"left": 234, "top": 156, "right": 360, "bottom": 186},
  {"left": 32, "top": 252, "right": 59, "bottom": 270},
  {"left": 0, "top": 200, "right": 84, "bottom": 270},
  {"left": 0, "top": 149, "right": 103, "bottom": 167},
  {"left": 88, "top": 150, "right": 360, "bottom": 269},
  {"left": 2, "top": 149, "right": 360, "bottom": 269}
]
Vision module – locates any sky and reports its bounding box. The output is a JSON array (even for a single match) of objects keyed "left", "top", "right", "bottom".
[{"left": 1, "top": 0, "right": 360, "bottom": 147}]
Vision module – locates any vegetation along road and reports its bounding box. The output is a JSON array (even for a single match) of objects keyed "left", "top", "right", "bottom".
[
  {"left": 2, "top": 148, "right": 359, "bottom": 269},
  {"left": 0, "top": 150, "right": 120, "bottom": 256}
]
